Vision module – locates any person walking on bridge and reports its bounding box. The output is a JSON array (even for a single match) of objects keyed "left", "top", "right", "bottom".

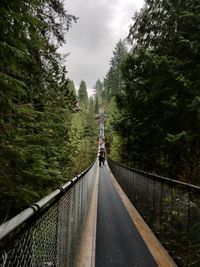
[
  {"left": 98, "top": 149, "right": 105, "bottom": 167},
  {"left": 98, "top": 152, "right": 103, "bottom": 167}
]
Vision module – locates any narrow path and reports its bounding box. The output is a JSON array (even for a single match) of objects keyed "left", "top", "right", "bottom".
[{"left": 95, "top": 164, "right": 158, "bottom": 267}]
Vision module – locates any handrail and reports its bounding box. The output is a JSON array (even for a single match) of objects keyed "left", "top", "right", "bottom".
[
  {"left": 107, "top": 156, "right": 200, "bottom": 192},
  {"left": 0, "top": 162, "right": 94, "bottom": 241},
  {"left": 0, "top": 123, "right": 101, "bottom": 267},
  {"left": 107, "top": 156, "right": 200, "bottom": 267}
]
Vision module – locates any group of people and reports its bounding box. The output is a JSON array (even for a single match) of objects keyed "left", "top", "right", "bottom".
[{"left": 98, "top": 116, "right": 105, "bottom": 167}]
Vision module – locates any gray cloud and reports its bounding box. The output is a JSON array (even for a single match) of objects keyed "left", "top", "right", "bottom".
[{"left": 62, "top": 0, "right": 144, "bottom": 92}]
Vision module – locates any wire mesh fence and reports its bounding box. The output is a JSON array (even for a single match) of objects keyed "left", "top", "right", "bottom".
[
  {"left": 0, "top": 160, "right": 97, "bottom": 267},
  {"left": 107, "top": 157, "right": 200, "bottom": 267}
]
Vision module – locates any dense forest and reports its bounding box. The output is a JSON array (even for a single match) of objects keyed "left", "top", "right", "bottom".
[
  {"left": 0, "top": 0, "right": 200, "bottom": 223},
  {"left": 102, "top": 0, "right": 200, "bottom": 185},
  {"left": 0, "top": 0, "right": 98, "bottom": 222}
]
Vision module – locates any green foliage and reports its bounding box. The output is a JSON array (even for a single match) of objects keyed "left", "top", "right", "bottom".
[
  {"left": 104, "top": 99, "right": 124, "bottom": 160},
  {"left": 66, "top": 110, "right": 98, "bottom": 177},
  {"left": 0, "top": 0, "right": 80, "bottom": 222},
  {"left": 88, "top": 97, "right": 95, "bottom": 113},
  {"left": 78, "top": 80, "right": 88, "bottom": 108},
  {"left": 159, "top": 193, "right": 200, "bottom": 267},
  {"left": 93, "top": 79, "right": 105, "bottom": 113},
  {"left": 94, "top": 96, "right": 99, "bottom": 114},
  {"left": 94, "top": 79, "right": 103, "bottom": 97},
  {"left": 108, "top": 0, "right": 200, "bottom": 184},
  {"left": 103, "top": 39, "right": 128, "bottom": 101},
  {"left": 67, "top": 79, "right": 77, "bottom": 97},
  {"left": 101, "top": 40, "right": 128, "bottom": 144}
]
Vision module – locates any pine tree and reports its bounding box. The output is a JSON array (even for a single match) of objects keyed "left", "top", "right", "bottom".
[
  {"left": 78, "top": 80, "right": 88, "bottom": 108},
  {"left": 94, "top": 79, "right": 103, "bottom": 97},
  {"left": 103, "top": 39, "right": 128, "bottom": 100},
  {"left": 94, "top": 96, "right": 99, "bottom": 114},
  {"left": 67, "top": 79, "right": 76, "bottom": 96},
  {"left": 88, "top": 97, "right": 95, "bottom": 113},
  {"left": 0, "top": 0, "right": 77, "bottom": 221},
  {"left": 114, "top": 0, "right": 200, "bottom": 183}
]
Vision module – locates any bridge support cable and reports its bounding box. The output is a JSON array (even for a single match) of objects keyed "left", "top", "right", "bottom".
[
  {"left": 0, "top": 161, "right": 98, "bottom": 267},
  {"left": 107, "top": 157, "right": 200, "bottom": 267}
]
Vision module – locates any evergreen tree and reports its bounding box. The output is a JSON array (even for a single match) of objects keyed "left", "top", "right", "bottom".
[
  {"left": 88, "top": 97, "right": 95, "bottom": 113},
  {"left": 103, "top": 39, "right": 128, "bottom": 100},
  {"left": 114, "top": 0, "right": 200, "bottom": 183},
  {"left": 0, "top": 0, "right": 77, "bottom": 221},
  {"left": 67, "top": 79, "right": 77, "bottom": 97},
  {"left": 94, "top": 79, "right": 103, "bottom": 97},
  {"left": 94, "top": 96, "right": 99, "bottom": 114},
  {"left": 67, "top": 108, "right": 98, "bottom": 176},
  {"left": 78, "top": 80, "right": 88, "bottom": 107}
]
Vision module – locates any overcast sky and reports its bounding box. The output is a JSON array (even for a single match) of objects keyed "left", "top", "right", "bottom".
[{"left": 62, "top": 0, "right": 144, "bottom": 94}]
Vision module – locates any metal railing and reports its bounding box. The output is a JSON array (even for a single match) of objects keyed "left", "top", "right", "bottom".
[
  {"left": 107, "top": 157, "right": 200, "bottom": 267},
  {"left": 0, "top": 160, "right": 98, "bottom": 267}
]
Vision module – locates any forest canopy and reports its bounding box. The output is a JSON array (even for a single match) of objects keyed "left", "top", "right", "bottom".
[
  {"left": 102, "top": 0, "right": 200, "bottom": 185},
  {"left": 0, "top": 0, "right": 98, "bottom": 222},
  {"left": 1, "top": 0, "right": 200, "bottom": 224}
]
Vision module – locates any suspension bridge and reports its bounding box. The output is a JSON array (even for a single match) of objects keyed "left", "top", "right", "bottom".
[{"left": 0, "top": 120, "right": 200, "bottom": 267}]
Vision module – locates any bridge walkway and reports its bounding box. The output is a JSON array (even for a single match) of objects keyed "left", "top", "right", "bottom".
[
  {"left": 95, "top": 164, "right": 157, "bottom": 267},
  {"left": 76, "top": 161, "right": 176, "bottom": 267}
]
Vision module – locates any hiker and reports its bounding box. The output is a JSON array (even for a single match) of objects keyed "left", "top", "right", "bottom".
[
  {"left": 98, "top": 152, "right": 103, "bottom": 167},
  {"left": 99, "top": 148, "right": 105, "bottom": 166}
]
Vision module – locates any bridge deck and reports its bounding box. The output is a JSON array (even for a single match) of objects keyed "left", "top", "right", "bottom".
[{"left": 95, "top": 164, "right": 158, "bottom": 267}]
